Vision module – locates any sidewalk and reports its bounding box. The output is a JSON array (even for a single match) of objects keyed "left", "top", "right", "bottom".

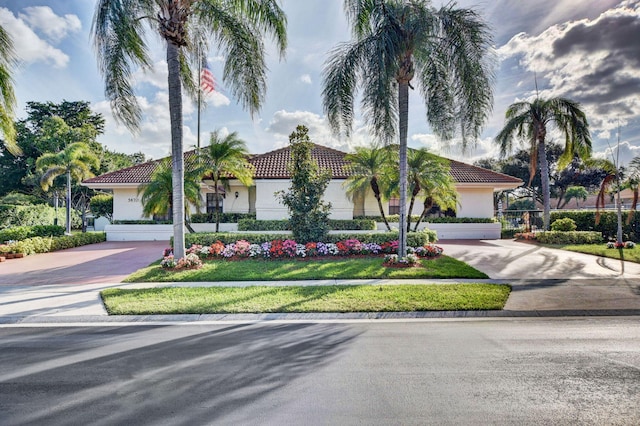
[{"left": 1, "top": 240, "right": 640, "bottom": 322}]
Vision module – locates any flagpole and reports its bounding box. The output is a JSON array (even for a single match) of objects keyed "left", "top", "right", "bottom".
[{"left": 197, "top": 48, "right": 202, "bottom": 152}]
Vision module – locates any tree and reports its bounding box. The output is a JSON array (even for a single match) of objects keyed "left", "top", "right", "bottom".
[
  {"left": 0, "top": 24, "right": 18, "bottom": 155},
  {"left": 92, "top": 0, "right": 287, "bottom": 259},
  {"left": 564, "top": 186, "right": 588, "bottom": 209},
  {"left": 277, "top": 125, "right": 331, "bottom": 243},
  {"left": 90, "top": 193, "right": 113, "bottom": 222},
  {"left": 138, "top": 159, "right": 202, "bottom": 221},
  {"left": 202, "top": 130, "right": 254, "bottom": 232},
  {"left": 495, "top": 97, "right": 592, "bottom": 230},
  {"left": 36, "top": 142, "right": 99, "bottom": 234},
  {"left": 323, "top": 0, "right": 494, "bottom": 257},
  {"left": 343, "top": 145, "right": 394, "bottom": 230}
]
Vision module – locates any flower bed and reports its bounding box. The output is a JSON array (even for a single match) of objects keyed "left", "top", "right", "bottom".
[{"left": 161, "top": 238, "right": 444, "bottom": 270}]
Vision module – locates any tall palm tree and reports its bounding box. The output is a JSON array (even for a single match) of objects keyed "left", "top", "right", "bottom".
[
  {"left": 0, "top": 24, "right": 18, "bottom": 155},
  {"left": 202, "top": 130, "right": 254, "bottom": 232},
  {"left": 323, "top": 0, "right": 494, "bottom": 257},
  {"left": 343, "top": 145, "right": 394, "bottom": 230},
  {"left": 92, "top": 0, "right": 287, "bottom": 258},
  {"left": 495, "top": 97, "right": 592, "bottom": 230},
  {"left": 138, "top": 158, "right": 203, "bottom": 220},
  {"left": 36, "top": 142, "right": 100, "bottom": 234}
]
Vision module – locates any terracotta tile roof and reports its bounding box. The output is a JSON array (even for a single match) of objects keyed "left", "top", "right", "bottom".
[
  {"left": 447, "top": 159, "right": 523, "bottom": 184},
  {"left": 83, "top": 144, "right": 521, "bottom": 186}
]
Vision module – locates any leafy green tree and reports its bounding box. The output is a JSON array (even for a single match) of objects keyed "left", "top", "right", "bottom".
[
  {"left": 343, "top": 145, "right": 394, "bottom": 230},
  {"left": 202, "top": 130, "right": 254, "bottom": 232},
  {"left": 495, "top": 97, "right": 592, "bottom": 230},
  {"left": 90, "top": 193, "right": 113, "bottom": 222},
  {"left": 138, "top": 159, "right": 203, "bottom": 221},
  {"left": 323, "top": 0, "right": 494, "bottom": 256},
  {"left": 36, "top": 142, "right": 99, "bottom": 234},
  {"left": 0, "top": 24, "right": 17, "bottom": 155},
  {"left": 277, "top": 125, "right": 331, "bottom": 243},
  {"left": 92, "top": 0, "right": 287, "bottom": 259},
  {"left": 564, "top": 186, "right": 588, "bottom": 209}
]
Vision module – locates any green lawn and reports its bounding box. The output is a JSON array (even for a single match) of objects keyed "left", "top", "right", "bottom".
[
  {"left": 559, "top": 244, "right": 640, "bottom": 263},
  {"left": 124, "top": 255, "right": 489, "bottom": 282},
  {"left": 101, "top": 284, "right": 510, "bottom": 315}
]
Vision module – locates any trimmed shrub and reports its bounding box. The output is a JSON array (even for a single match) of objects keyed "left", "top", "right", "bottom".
[
  {"left": 2, "top": 232, "right": 106, "bottom": 255},
  {"left": 550, "top": 210, "right": 640, "bottom": 242},
  {"left": 550, "top": 218, "right": 577, "bottom": 232},
  {"left": 0, "top": 225, "right": 65, "bottom": 242},
  {"left": 237, "top": 219, "right": 377, "bottom": 231},
  {"left": 0, "top": 204, "right": 81, "bottom": 229},
  {"left": 355, "top": 215, "right": 495, "bottom": 224},
  {"left": 535, "top": 231, "right": 603, "bottom": 245},
  {"left": 190, "top": 212, "right": 256, "bottom": 223}
]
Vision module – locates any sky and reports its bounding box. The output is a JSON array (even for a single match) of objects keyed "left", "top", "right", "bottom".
[{"left": 1, "top": 0, "right": 639, "bottom": 167}]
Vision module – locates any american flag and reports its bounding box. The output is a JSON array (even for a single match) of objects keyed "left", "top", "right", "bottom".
[{"left": 200, "top": 61, "right": 216, "bottom": 94}]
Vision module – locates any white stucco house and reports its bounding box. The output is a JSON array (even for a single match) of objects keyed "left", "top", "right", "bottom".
[{"left": 83, "top": 143, "right": 521, "bottom": 239}]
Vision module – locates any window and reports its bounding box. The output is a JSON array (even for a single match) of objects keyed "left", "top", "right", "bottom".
[
  {"left": 388, "top": 197, "right": 400, "bottom": 215},
  {"left": 207, "top": 193, "right": 224, "bottom": 214}
]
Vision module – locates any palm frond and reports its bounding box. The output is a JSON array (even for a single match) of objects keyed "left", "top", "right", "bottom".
[{"left": 0, "top": 24, "right": 18, "bottom": 155}]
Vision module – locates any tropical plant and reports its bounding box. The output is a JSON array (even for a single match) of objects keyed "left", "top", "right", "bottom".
[
  {"left": 138, "top": 159, "right": 203, "bottom": 220},
  {"left": 323, "top": 0, "right": 494, "bottom": 256},
  {"left": 92, "top": 0, "right": 287, "bottom": 258},
  {"left": 564, "top": 186, "right": 588, "bottom": 209},
  {"left": 36, "top": 142, "right": 99, "bottom": 234},
  {"left": 0, "top": 24, "right": 17, "bottom": 155},
  {"left": 201, "top": 130, "right": 254, "bottom": 232},
  {"left": 276, "top": 125, "right": 332, "bottom": 243},
  {"left": 343, "top": 145, "right": 394, "bottom": 230},
  {"left": 495, "top": 97, "right": 592, "bottom": 230},
  {"left": 90, "top": 193, "right": 114, "bottom": 222}
]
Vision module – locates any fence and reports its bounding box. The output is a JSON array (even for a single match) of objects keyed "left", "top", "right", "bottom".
[{"left": 496, "top": 210, "right": 543, "bottom": 232}]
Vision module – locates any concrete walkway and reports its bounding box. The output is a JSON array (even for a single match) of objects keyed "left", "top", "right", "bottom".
[{"left": 1, "top": 239, "right": 640, "bottom": 321}]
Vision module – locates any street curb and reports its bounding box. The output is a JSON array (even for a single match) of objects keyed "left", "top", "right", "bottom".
[{"left": 2, "top": 309, "right": 640, "bottom": 325}]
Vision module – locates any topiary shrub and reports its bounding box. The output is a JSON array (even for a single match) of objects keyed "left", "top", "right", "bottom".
[
  {"left": 535, "top": 231, "right": 602, "bottom": 245},
  {"left": 550, "top": 217, "right": 577, "bottom": 232}
]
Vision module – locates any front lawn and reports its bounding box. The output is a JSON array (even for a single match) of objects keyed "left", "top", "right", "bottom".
[
  {"left": 101, "top": 284, "right": 510, "bottom": 314},
  {"left": 124, "top": 255, "right": 489, "bottom": 282},
  {"left": 559, "top": 244, "right": 640, "bottom": 263}
]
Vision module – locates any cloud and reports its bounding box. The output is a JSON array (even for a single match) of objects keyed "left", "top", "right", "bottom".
[
  {"left": 300, "top": 74, "right": 312, "bottom": 84},
  {"left": 19, "top": 6, "right": 81, "bottom": 43},
  {"left": 0, "top": 7, "right": 71, "bottom": 68},
  {"left": 497, "top": 1, "right": 640, "bottom": 136}
]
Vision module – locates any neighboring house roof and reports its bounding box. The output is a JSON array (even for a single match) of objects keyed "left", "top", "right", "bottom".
[{"left": 83, "top": 143, "right": 522, "bottom": 188}]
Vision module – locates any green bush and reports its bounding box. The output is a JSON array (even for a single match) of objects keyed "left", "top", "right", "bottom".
[
  {"left": 355, "top": 215, "right": 494, "bottom": 224},
  {"left": 550, "top": 210, "right": 640, "bottom": 242},
  {"left": 535, "top": 231, "right": 603, "bottom": 245},
  {"left": 180, "top": 230, "right": 435, "bottom": 248},
  {"left": 90, "top": 194, "right": 113, "bottom": 222},
  {"left": 0, "top": 225, "right": 65, "bottom": 242},
  {"left": 112, "top": 220, "right": 172, "bottom": 224},
  {"left": 237, "top": 219, "right": 377, "bottom": 231},
  {"left": 0, "top": 204, "right": 82, "bottom": 229},
  {"left": 190, "top": 212, "right": 256, "bottom": 223},
  {"left": 2, "top": 232, "right": 106, "bottom": 255},
  {"left": 550, "top": 217, "right": 577, "bottom": 232}
]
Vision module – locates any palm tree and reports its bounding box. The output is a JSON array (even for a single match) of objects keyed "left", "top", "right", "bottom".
[
  {"left": 406, "top": 149, "right": 457, "bottom": 232},
  {"left": 92, "top": 0, "right": 287, "bottom": 258},
  {"left": 202, "top": 130, "right": 254, "bottom": 232},
  {"left": 343, "top": 145, "right": 394, "bottom": 230},
  {"left": 323, "top": 0, "right": 494, "bottom": 257},
  {"left": 0, "top": 24, "right": 18, "bottom": 155},
  {"left": 495, "top": 97, "right": 592, "bottom": 230},
  {"left": 36, "top": 142, "right": 100, "bottom": 234},
  {"left": 138, "top": 158, "right": 203, "bottom": 220}
]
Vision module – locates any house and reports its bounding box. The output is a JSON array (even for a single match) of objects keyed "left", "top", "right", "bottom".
[{"left": 83, "top": 143, "right": 522, "bottom": 238}]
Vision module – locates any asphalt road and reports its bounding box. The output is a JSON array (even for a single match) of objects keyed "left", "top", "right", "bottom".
[{"left": 1, "top": 318, "right": 639, "bottom": 425}]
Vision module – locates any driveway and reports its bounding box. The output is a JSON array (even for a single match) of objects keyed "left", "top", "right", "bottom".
[{"left": 0, "top": 241, "right": 168, "bottom": 286}]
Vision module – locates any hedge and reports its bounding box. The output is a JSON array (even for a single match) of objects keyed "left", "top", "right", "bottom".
[
  {"left": 0, "top": 225, "right": 65, "bottom": 242},
  {"left": 0, "top": 204, "right": 81, "bottom": 229},
  {"left": 354, "top": 215, "right": 495, "bottom": 224},
  {"left": 178, "top": 230, "right": 436, "bottom": 248},
  {"left": 550, "top": 211, "right": 640, "bottom": 242},
  {"left": 190, "top": 212, "right": 256, "bottom": 223},
  {"left": 237, "top": 219, "right": 377, "bottom": 231},
  {"left": 535, "top": 231, "right": 603, "bottom": 245},
  {"left": 0, "top": 232, "right": 106, "bottom": 255}
]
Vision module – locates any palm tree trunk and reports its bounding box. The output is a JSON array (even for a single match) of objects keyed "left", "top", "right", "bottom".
[
  {"left": 538, "top": 139, "right": 551, "bottom": 230},
  {"left": 414, "top": 197, "right": 433, "bottom": 232},
  {"left": 214, "top": 178, "right": 220, "bottom": 233},
  {"left": 167, "top": 42, "right": 186, "bottom": 258},
  {"left": 66, "top": 169, "right": 71, "bottom": 235},
  {"left": 398, "top": 81, "right": 409, "bottom": 257},
  {"left": 372, "top": 178, "right": 391, "bottom": 231},
  {"left": 407, "top": 182, "right": 419, "bottom": 233}
]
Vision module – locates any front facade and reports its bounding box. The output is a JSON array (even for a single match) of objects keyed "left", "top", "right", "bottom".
[{"left": 83, "top": 144, "right": 522, "bottom": 222}]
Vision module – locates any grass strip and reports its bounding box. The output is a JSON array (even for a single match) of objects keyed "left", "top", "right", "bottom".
[
  {"left": 101, "top": 284, "right": 510, "bottom": 315},
  {"left": 123, "top": 256, "right": 488, "bottom": 283},
  {"left": 558, "top": 244, "right": 640, "bottom": 263}
]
